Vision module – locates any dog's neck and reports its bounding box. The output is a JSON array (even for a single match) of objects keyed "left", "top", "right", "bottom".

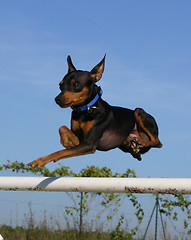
[{"left": 71, "top": 85, "right": 103, "bottom": 113}]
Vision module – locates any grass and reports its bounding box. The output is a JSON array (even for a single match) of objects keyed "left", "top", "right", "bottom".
[
  {"left": 0, "top": 201, "right": 135, "bottom": 240},
  {"left": 0, "top": 200, "right": 187, "bottom": 240},
  {"left": 0, "top": 225, "right": 134, "bottom": 240}
]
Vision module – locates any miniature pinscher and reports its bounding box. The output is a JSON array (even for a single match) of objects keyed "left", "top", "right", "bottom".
[{"left": 30, "top": 55, "right": 162, "bottom": 168}]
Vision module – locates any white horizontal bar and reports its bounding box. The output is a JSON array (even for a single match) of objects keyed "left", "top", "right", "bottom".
[{"left": 0, "top": 177, "right": 191, "bottom": 194}]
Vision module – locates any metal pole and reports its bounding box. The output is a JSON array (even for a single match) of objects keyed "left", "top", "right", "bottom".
[
  {"left": 0, "top": 177, "right": 191, "bottom": 194},
  {"left": 142, "top": 200, "right": 157, "bottom": 240},
  {"left": 79, "top": 192, "right": 83, "bottom": 238},
  {"left": 155, "top": 197, "right": 159, "bottom": 240},
  {"left": 158, "top": 199, "right": 167, "bottom": 240}
]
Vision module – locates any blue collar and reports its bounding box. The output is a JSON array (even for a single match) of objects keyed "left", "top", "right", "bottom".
[{"left": 74, "top": 85, "right": 103, "bottom": 113}]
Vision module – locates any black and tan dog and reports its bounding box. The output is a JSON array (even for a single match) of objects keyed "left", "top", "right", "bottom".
[{"left": 30, "top": 55, "right": 162, "bottom": 168}]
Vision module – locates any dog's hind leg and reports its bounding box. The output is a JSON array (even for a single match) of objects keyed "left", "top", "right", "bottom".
[{"left": 134, "top": 108, "right": 162, "bottom": 148}]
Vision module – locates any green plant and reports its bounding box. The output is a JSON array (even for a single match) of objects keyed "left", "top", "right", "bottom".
[
  {"left": 1, "top": 161, "right": 191, "bottom": 236},
  {"left": 0, "top": 161, "right": 143, "bottom": 237},
  {"left": 158, "top": 194, "right": 191, "bottom": 235}
]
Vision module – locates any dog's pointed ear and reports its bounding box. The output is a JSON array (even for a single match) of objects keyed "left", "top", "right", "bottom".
[
  {"left": 67, "top": 55, "right": 76, "bottom": 73},
  {"left": 90, "top": 54, "right": 106, "bottom": 82}
]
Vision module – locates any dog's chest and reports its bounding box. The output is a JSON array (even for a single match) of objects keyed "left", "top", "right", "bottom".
[{"left": 71, "top": 118, "right": 95, "bottom": 136}]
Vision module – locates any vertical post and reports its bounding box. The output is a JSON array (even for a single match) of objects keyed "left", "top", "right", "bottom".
[
  {"left": 155, "top": 197, "right": 159, "bottom": 240},
  {"left": 142, "top": 200, "right": 157, "bottom": 240},
  {"left": 79, "top": 192, "right": 83, "bottom": 238},
  {"left": 159, "top": 199, "right": 167, "bottom": 240},
  {"left": 143, "top": 196, "right": 166, "bottom": 240}
]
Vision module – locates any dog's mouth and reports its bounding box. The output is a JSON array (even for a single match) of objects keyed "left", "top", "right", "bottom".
[
  {"left": 55, "top": 87, "right": 89, "bottom": 109},
  {"left": 56, "top": 98, "right": 84, "bottom": 108},
  {"left": 56, "top": 102, "right": 73, "bottom": 108}
]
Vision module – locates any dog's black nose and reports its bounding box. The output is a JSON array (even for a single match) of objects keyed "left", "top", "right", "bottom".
[{"left": 55, "top": 96, "right": 61, "bottom": 105}]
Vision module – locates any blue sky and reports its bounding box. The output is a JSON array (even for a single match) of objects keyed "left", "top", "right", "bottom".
[{"left": 1, "top": 0, "right": 191, "bottom": 180}]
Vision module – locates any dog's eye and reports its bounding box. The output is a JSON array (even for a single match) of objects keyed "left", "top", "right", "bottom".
[{"left": 72, "top": 82, "right": 79, "bottom": 89}]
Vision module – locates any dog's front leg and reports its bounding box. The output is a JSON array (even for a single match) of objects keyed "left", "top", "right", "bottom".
[
  {"left": 29, "top": 143, "right": 96, "bottom": 168},
  {"left": 59, "top": 126, "right": 79, "bottom": 149}
]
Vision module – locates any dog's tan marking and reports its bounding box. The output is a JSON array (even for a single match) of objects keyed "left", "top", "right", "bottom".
[
  {"left": 79, "top": 120, "right": 95, "bottom": 135},
  {"left": 70, "top": 79, "right": 75, "bottom": 85},
  {"left": 59, "top": 126, "right": 79, "bottom": 149},
  {"left": 72, "top": 119, "right": 95, "bottom": 135},
  {"left": 71, "top": 119, "right": 80, "bottom": 132},
  {"left": 135, "top": 114, "right": 162, "bottom": 148},
  {"left": 62, "top": 87, "right": 89, "bottom": 107},
  {"left": 30, "top": 147, "right": 96, "bottom": 168}
]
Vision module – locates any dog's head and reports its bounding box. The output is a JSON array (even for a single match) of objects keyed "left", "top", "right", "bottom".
[{"left": 55, "top": 55, "right": 106, "bottom": 108}]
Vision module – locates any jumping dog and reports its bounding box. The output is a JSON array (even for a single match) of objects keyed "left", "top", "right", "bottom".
[{"left": 30, "top": 55, "right": 162, "bottom": 168}]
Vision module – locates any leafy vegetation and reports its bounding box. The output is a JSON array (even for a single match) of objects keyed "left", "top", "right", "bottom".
[
  {"left": 0, "top": 161, "right": 143, "bottom": 239},
  {"left": 0, "top": 161, "right": 191, "bottom": 239},
  {"left": 159, "top": 194, "right": 191, "bottom": 235}
]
